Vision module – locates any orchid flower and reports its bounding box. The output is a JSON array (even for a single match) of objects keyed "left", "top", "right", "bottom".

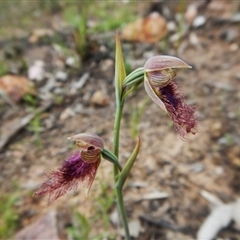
[
  {"left": 34, "top": 133, "right": 104, "bottom": 204},
  {"left": 144, "top": 56, "right": 197, "bottom": 138}
]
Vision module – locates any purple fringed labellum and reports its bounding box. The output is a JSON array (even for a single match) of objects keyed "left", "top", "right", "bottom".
[
  {"left": 34, "top": 133, "right": 104, "bottom": 204},
  {"left": 144, "top": 55, "right": 197, "bottom": 138}
]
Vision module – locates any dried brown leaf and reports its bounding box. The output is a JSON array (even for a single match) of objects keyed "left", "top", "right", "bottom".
[
  {"left": 0, "top": 75, "right": 36, "bottom": 102},
  {"left": 121, "top": 12, "right": 168, "bottom": 43}
]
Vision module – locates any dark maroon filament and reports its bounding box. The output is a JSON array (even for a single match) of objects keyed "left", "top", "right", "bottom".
[
  {"left": 34, "top": 152, "right": 100, "bottom": 204},
  {"left": 159, "top": 81, "right": 197, "bottom": 138}
]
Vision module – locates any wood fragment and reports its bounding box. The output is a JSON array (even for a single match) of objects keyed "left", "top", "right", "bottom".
[{"left": 0, "top": 101, "right": 52, "bottom": 151}]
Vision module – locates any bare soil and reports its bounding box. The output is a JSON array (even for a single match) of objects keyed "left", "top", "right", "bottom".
[{"left": 1, "top": 1, "right": 240, "bottom": 239}]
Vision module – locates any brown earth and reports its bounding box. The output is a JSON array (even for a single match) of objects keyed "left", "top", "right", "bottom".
[{"left": 0, "top": 1, "right": 240, "bottom": 239}]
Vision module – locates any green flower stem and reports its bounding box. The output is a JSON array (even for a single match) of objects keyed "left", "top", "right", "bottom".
[
  {"left": 123, "top": 67, "right": 144, "bottom": 86},
  {"left": 113, "top": 33, "right": 136, "bottom": 240},
  {"left": 122, "top": 79, "right": 144, "bottom": 100},
  {"left": 113, "top": 100, "right": 124, "bottom": 180},
  {"left": 113, "top": 99, "right": 132, "bottom": 240},
  {"left": 115, "top": 184, "right": 130, "bottom": 240},
  {"left": 114, "top": 137, "right": 140, "bottom": 240}
]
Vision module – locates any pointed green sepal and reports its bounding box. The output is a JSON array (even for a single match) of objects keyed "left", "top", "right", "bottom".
[
  {"left": 102, "top": 148, "right": 122, "bottom": 171},
  {"left": 115, "top": 32, "right": 126, "bottom": 103},
  {"left": 117, "top": 136, "right": 141, "bottom": 188}
]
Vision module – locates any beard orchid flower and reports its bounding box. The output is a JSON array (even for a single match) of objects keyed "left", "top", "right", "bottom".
[
  {"left": 34, "top": 133, "right": 104, "bottom": 204},
  {"left": 144, "top": 56, "right": 197, "bottom": 138}
]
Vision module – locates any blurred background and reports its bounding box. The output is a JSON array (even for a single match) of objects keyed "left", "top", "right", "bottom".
[{"left": 0, "top": 0, "right": 240, "bottom": 239}]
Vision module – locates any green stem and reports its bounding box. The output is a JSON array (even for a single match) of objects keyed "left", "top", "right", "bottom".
[
  {"left": 113, "top": 101, "right": 123, "bottom": 180},
  {"left": 115, "top": 183, "right": 131, "bottom": 240},
  {"left": 113, "top": 100, "right": 131, "bottom": 240},
  {"left": 113, "top": 33, "right": 131, "bottom": 240},
  {"left": 114, "top": 136, "right": 140, "bottom": 240}
]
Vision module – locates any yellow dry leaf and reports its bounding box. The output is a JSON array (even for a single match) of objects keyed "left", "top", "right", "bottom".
[
  {"left": 121, "top": 12, "right": 168, "bottom": 43},
  {"left": 0, "top": 75, "right": 36, "bottom": 102}
]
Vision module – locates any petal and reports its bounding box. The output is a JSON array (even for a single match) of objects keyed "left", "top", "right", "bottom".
[
  {"left": 144, "top": 55, "right": 191, "bottom": 72},
  {"left": 85, "top": 158, "right": 101, "bottom": 196},
  {"left": 80, "top": 148, "right": 102, "bottom": 163},
  {"left": 145, "top": 68, "right": 176, "bottom": 87},
  {"left": 144, "top": 76, "right": 167, "bottom": 112}
]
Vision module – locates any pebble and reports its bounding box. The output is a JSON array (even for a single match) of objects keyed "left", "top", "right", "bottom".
[
  {"left": 230, "top": 43, "right": 238, "bottom": 52},
  {"left": 43, "top": 115, "right": 55, "bottom": 129},
  {"left": 22, "top": 180, "right": 39, "bottom": 190},
  {"left": 70, "top": 73, "right": 89, "bottom": 94},
  {"left": 189, "top": 32, "right": 200, "bottom": 46},
  {"left": 210, "top": 121, "right": 223, "bottom": 139},
  {"left": 60, "top": 107, "right": 75, "bottom": 120},
  {"left": 65, "top": 56, "right": 76, "bottom": 67},
  {"left": 232, "top": 199, "right": 240, "bottom": 229},
  {"left": 217, "top": 134, "right": 234, "bottom": 146},
  {"left": 127, "top": 220, "right": 141, "bottom": 238},
  {"left": 74, "top": 103, "right": 83, "bottom": 113},
  {"left": 185, "top": 3, "right": 198, "bottom": 25},
  {"left": 231, "top": 13, "right": 240, "bottom": 23},
  {"left": 141, "top": 191, "right": 169, "bottom": 200},
  {"left": 55, "top": 71, "right": 68, "bottom": 81},
  {"left": 215, "top": 166, "right": 224, "bottom": 175},
  {"left": 53, "top": 87, "right": 65, "bottom": 95},
  {"left": 100, "top": 59, "right": 113, "bottom": 72},
  {"left": 28, "top": 60, "right": 45, "bottom": 81},
  {"left": 192, "top": 15, "right": 206, "bottom": 28},
  {"left": 190, "top": 162, "right": 205, "bottom": 173},
  {"left": 39, "top": 77, "right": 56, "bottom": 93},
  {"left": 110, "top": 208, "right": 119, "bottom": 226},
  {"left": 91, "top": 90, "right": 109, "bottom": 107},
  {"left": 99, "top": 44, "right": 107, "bottom": 53},
  {"left": 167, "top": 21, "right": 177, "bottom": 32},
  {"left": 220, "top": 29, "right": 238, "bottom": 43}
]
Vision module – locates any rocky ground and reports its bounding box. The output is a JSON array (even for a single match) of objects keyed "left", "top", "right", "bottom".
[{"left": 0, "top": 1, "right": 240, "bottom": 239}]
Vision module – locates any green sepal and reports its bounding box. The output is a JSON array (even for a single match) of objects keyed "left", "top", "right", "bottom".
[{"left": 115, "top": 32, "right": 126, "bottom": 103}]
